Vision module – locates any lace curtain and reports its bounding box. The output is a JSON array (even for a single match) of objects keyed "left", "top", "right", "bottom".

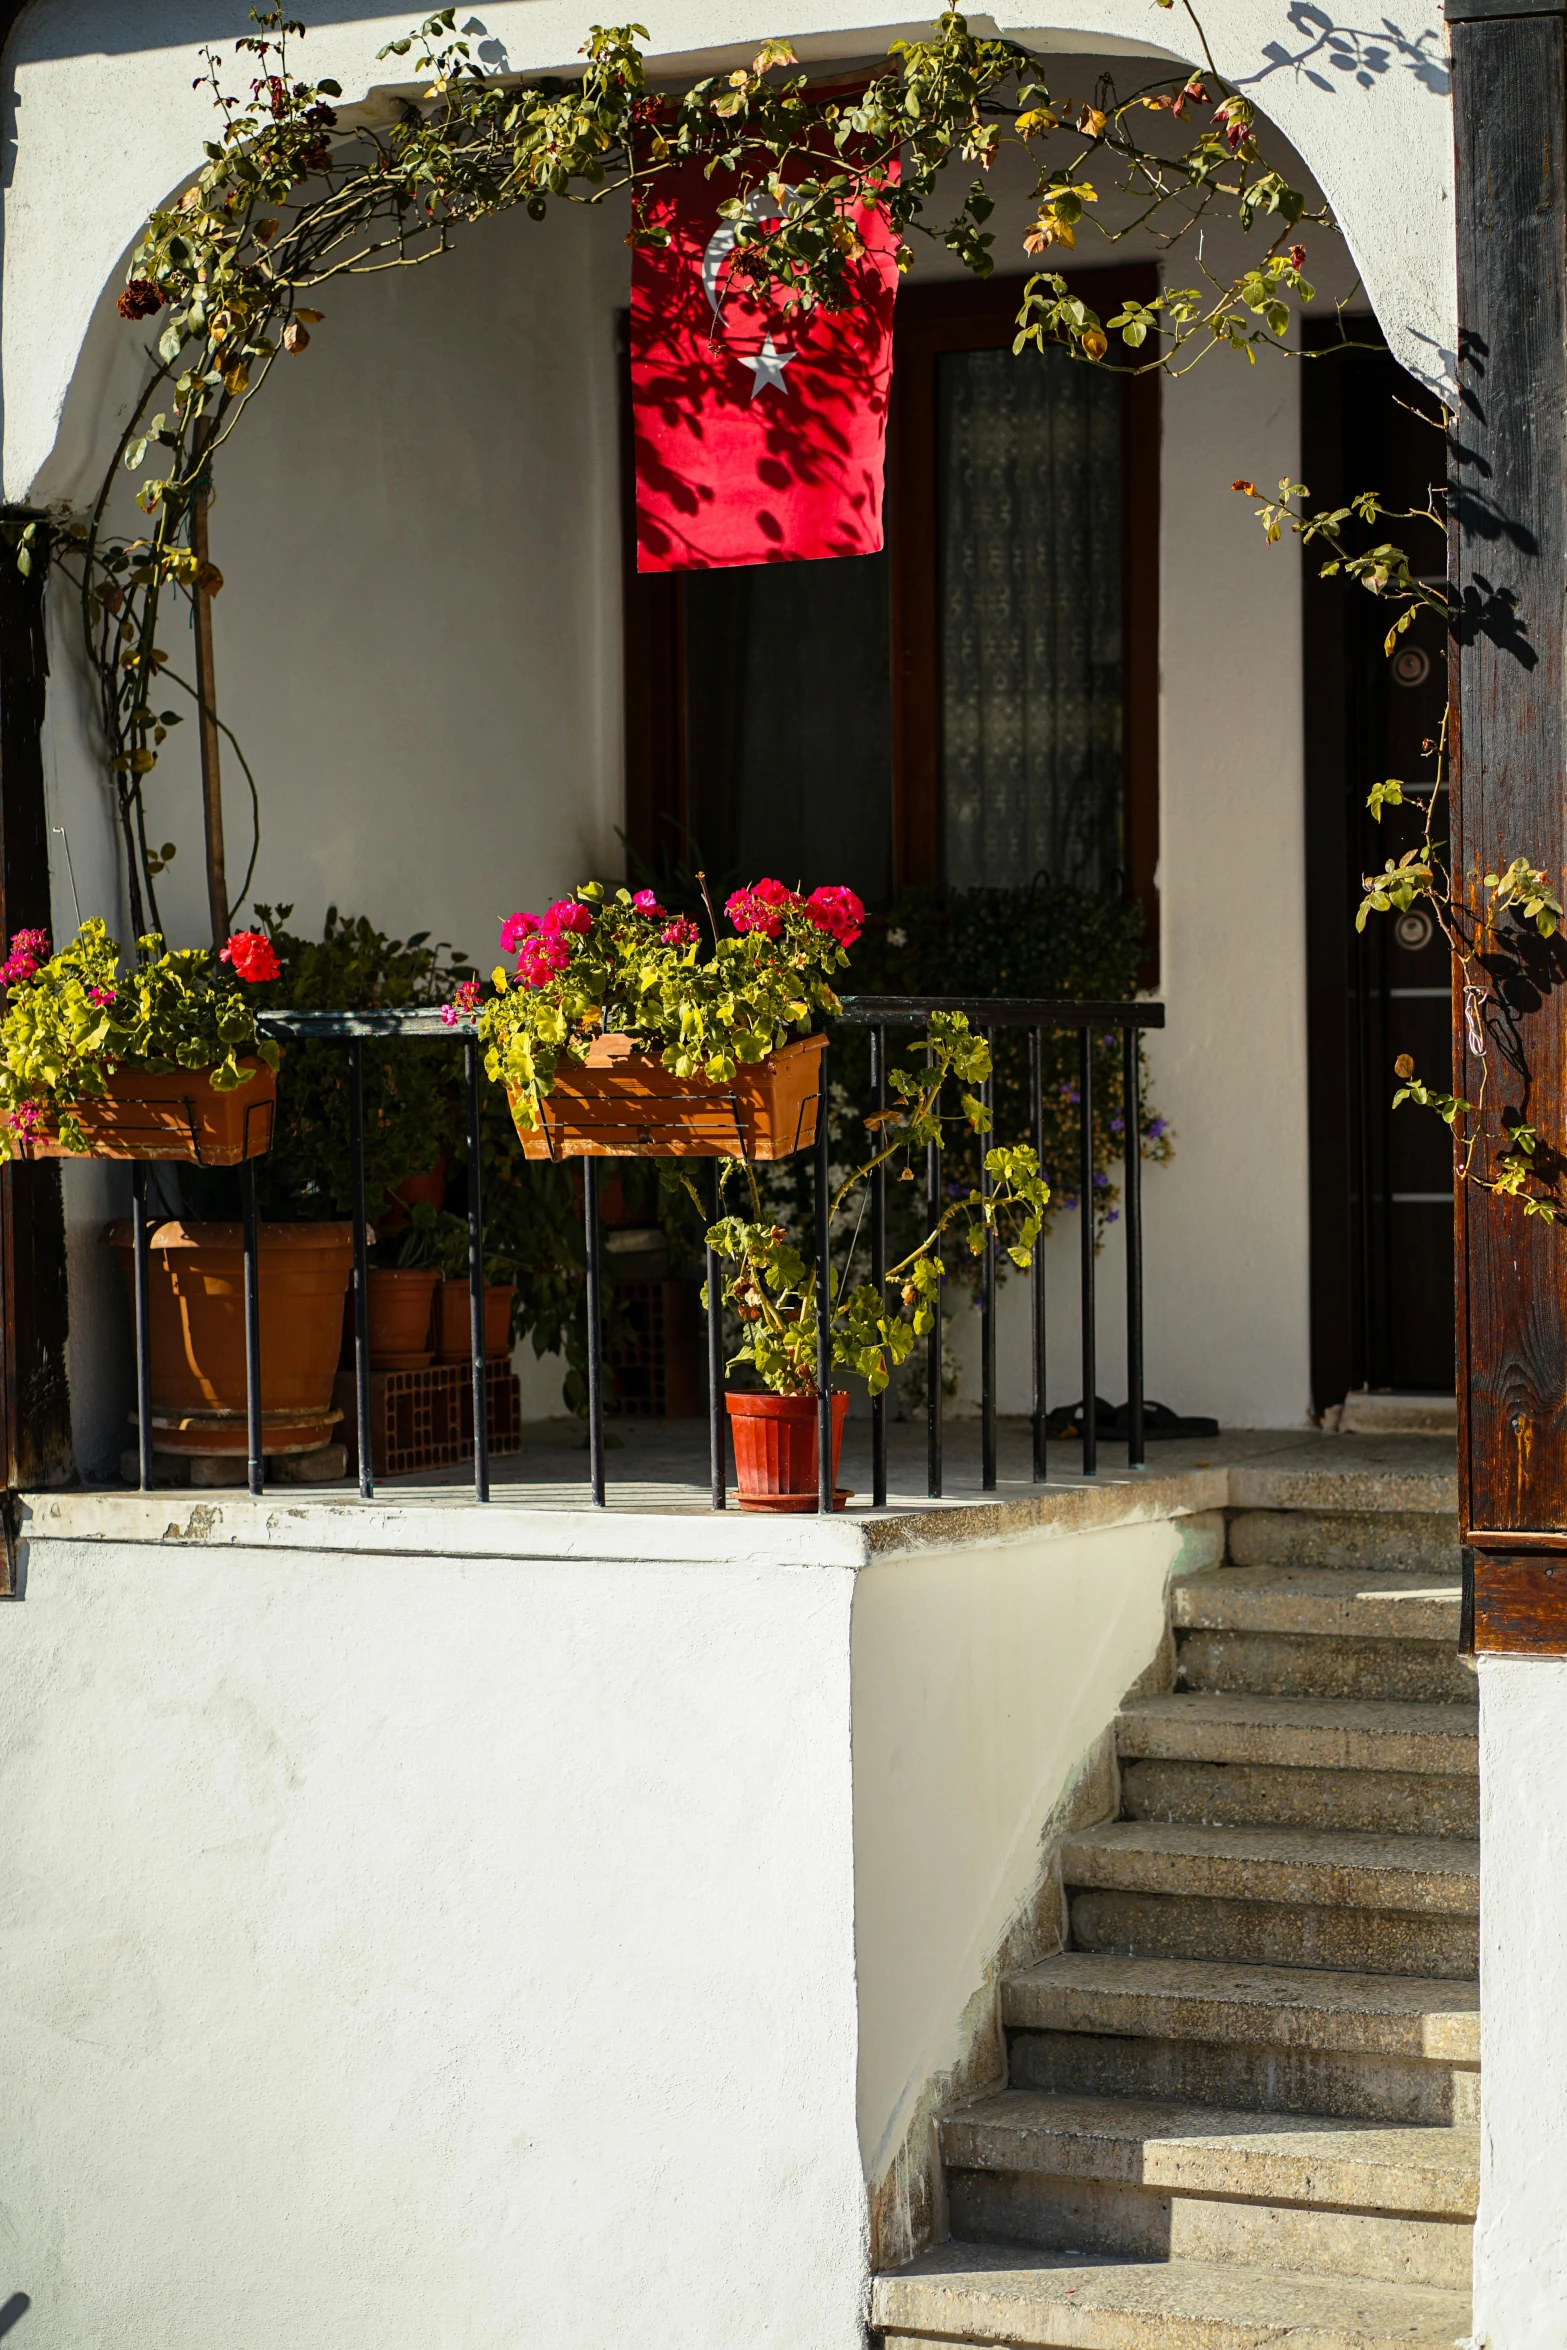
[{"left": 937, "top": 344, "right": 1124, "bottom": 893}]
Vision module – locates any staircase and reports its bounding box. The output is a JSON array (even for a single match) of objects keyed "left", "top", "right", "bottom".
[{"left": 872, "top": 1496, "right": 1478, "bottom": 2349}]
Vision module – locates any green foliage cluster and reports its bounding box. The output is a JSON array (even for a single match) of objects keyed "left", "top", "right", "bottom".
[
  {"left": 0, "top": 918, "right": 277, "bottom": 1161},
  {"left": 477, "top": 884, "right": 850, "bottom": 1127},
  {"left": 246, "top": 903, "right": 466, "bottom": 1219},
  {"left": 845, "top": 881, "right": 1169, "bottom": 1241},
  {"left": 705, "top": 1011, "right": 1048, "bottom": 1395}
]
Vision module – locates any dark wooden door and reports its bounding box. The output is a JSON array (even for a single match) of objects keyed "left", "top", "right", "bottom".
[{"left": 1304, "top": 333, "right": 1453, "bottom": 1406}]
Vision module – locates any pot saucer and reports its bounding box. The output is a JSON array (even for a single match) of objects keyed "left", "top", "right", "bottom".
[{"left": 736, "top": 1487, "right": 853, "bottom": 1513}]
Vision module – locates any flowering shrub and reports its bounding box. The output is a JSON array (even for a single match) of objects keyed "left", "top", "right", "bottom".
[
  {"left": 703, "top": 1011, "right": 1049, "bottom": 1396},
  {"left": 0, "top": 918, "right": 280, "bottom": 1159},
  {"left": 477, "top": 878, "right": 864, "bottom": 1130}
]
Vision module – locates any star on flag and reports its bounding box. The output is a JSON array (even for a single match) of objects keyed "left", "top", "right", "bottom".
[{"left": 738, "top": 334, "right": 796, "bottom": 399}]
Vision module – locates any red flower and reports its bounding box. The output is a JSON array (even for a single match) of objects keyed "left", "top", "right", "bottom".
[
  {"left": 117, "top": 279, "right": 164, "bottom": 321},
  {"left": 804, "top": 885, "right": 864, "bottom": 948},
  {"left": 543, "top": 898, "right": 594, "bottom": 937},
  {"left": 220, "top": 930, "right": 280, "bottom": 983},
  {"left": 660, "top": 915, "right": 700, "bottom": 948},
  {"left": 517, "top": 934, "right": 571, "bottom": 989},
  {"left": 632, "top": 889, "right": 664, "bottom": 917},
  {"left": 500, "top": 911, "right": 541, "bottom": 954},
  {"left": 726, "top": 878, "right": 802, "bottom": 939}
]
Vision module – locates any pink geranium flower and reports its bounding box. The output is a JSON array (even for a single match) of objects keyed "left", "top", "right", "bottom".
[
  {"left": 220, "top": 930, "right": 280, "bottom": 983},
  {"left": 517, "top": 934, "right": 572, "bottom": 989},
  {"left": 632, "top": 889, "right": 664, "bottom": 917},
  {"left": 543, "top": 898, "right": 593, "bottom": 937},
  {"left": 660, "top": 915, "right": 700, "bottom": 948},
  {"left": 500, "top": 912, "right": 541, "bottom": 955},
  {"left": 0, "top": 927, "right": 50, "bottom": 986}
]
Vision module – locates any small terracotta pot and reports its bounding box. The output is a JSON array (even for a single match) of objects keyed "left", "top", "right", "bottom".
[
  {"left": 366, "top": 1267, "right": 439, "bottom": 1366},
  {"left": 376, "top": 1153, "right": 450, "bottom": 1236},
  {"left": 726, "top": 1387, "right": 848, "bottom": 1511},
  {"left": 435, "top": 1279, "right": 515, "bottom": 1362},
  {"left": 108, "top": 1218, "right": 352, "bottom": 1455}
]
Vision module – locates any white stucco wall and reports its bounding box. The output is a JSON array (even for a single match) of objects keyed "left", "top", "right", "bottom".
[
  {"left": 1473, "top": 1657, "right": 1567, "bottom": 2349},
  {"left": 0, "top": 1488, "right": 1202, "bottom": 2347}
]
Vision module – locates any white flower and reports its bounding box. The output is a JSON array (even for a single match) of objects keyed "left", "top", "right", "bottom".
[{"left": 887, "top": 927, "right": 907, "bottom": 947}]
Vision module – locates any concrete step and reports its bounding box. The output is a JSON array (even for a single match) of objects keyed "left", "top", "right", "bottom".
[
  {"left": 1227, "top": 1509, "right": 1461, "bottom": 1575},
  {"left": 939, "top": 2093, "right": 1476, "bottom": 2292},
  {"left": 1002, "top": 1953, "right": 1480, "bottom": 2064},
  {"left": 938, "top": 2091, "right": 1478, "bottom": 2219},
  {"left": 1069, "top": 1888, "right": 1477, "bottom": 1978},
  {"left": 1061, "top": 1822, "right": 1479, "bottom": 1916},
  {"left": 1172, "top": 1567, "right": 1462, "bottom": 1644},
  {"left": 1120, "top": 1758, "right": 1478, "bottom": 1838},
  {"left": 1176, "top": 1629, "right": 1474, "bottom": 1705},
  {"left": 1116, "top": 1695, "right": 1477, "bottom": 1776},
  {"left": 1002, "top": 1954, "right": 1479, "bottom": 2126},
  {"left": 874, "top": 2245, "right": 1472, "bottom": 2344}
]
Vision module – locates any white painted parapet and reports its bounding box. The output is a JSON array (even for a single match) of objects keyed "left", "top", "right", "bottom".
[
  {"left": 1473, "top": 1657, "right": 1567, "bottom": 2349},
  {"left": 0, "top": 1478, "right": 1218, "bottom": 2348}
]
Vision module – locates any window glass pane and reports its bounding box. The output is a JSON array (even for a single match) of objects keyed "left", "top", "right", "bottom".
[
  {"left": 937, "top": 344, "right": 1123, "bottom": 892},
  {"left": 684, "top": 551, "right": 892, "bottom": 905}
]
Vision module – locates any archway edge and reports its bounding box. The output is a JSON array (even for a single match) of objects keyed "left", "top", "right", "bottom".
[{"left": 5, "top": 0, "right": 1453, "bottom": 506}]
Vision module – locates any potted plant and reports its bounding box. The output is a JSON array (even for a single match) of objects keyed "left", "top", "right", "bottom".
[
  {"left": 703, "top": 1012, "right": 1050, "bottom": 1510},
  {"left": 0, "top": 918, "right": 280, "bottom": 1162},
  {"left": 475, "top": 877, "right": 863, "bottom": 1161},
  {"left": 395, "top": 1203, "right": 518, "bottom": 1362}
]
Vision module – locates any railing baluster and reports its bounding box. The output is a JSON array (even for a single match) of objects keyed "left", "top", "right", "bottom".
[
  {"left": 926, "top": 1125, "right": 942, "bottom": 1500},
  {"left": 815, "top": 1040, "right": 833, "bottom": 1514},
  {"left": 870, "top": 1024, "right": 887, "bottom": 1509},
  {"left": 1124, "top": 1026, "right": 1146, "bottom": 1471},
  {"left": 707, "top": 1158, "right": 726, "bottom": 1509},
  {"left": 349, "top": 1039, "right": 373, "bottom": 1500},
  {"left": 241, "top": 1154, "right": 263, "bottom": 1496},
  {"left": 584, "top": 1156, "right": 605, "bottom": 1508},
  {"left": 1030, "top": 1026, "right": 1046, "bottom": 1483},
  {"left": 1078, "top": 1028, "right": 1096, "bottom": 1478},
  {"left": 980, "top": 1025, "right": 996, "bottom": 1493},
  {"left": 131, "top": 1162, "right": 153, "bottom": 1491},
  {"left": 464, "top": 1036, "right": 490, "bottom": 1504}
]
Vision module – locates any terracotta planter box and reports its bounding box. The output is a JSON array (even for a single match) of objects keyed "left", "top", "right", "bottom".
[
  {"left": 108, "top": 1218, "right": 352, "bottom": 1457},
  {"left": 435, "top": 1279, "right": 515, "bottom": 1363},
  {"left": 726, "top": 1387, "right": 848, "bottom": 1512},
  {"left": 16, "top": 1058, "right": 276, "bottom": 1165},
  {"left": 510, "top": 1030, "right": 826, "bottom": 1161}
]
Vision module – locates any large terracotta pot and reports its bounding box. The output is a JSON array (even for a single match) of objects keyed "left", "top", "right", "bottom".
[
  {"left": 435, "top": 1279, "right": 515, "bottom": 1363},
  {"left": 16, "top": 1059, "right": 276, "bottom": 1165},
  {"left": 725, "top": 1387, "right": 848, "bottom": 1512},
  {"left": 510, "top": 1030, "right": 826, "bottom": 1161},
  {"left": 366, "top": 1267, "right": 439, "bottom": 1368},
  {"left": 108, "top": 1218, "right": 352, "bottom": 1456}
]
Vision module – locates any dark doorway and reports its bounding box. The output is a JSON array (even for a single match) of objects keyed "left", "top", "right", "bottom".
[
  {"left": 622, "top": 267, "right": 1159, "bottom": 962},
  {"left": 1302, "top": 326, "right": 1453, "bottom": 1408}
]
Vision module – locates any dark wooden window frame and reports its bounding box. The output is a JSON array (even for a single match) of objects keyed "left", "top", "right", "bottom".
[{"left": 621, "top": 263, "right": 1161, "bottom": 976}]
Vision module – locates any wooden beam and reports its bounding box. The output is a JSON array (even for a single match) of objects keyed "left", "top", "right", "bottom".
[
  {"left": 0, "top": 523, "right": 73, "bottom": 1553},
  {"left": 1451, "top": 0, "right": 1567, "bottom": 1640}
]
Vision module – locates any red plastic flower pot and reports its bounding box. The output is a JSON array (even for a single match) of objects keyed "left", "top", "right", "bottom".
[{"left": 725, "top": 1387, "right": 848, "bottom": 1512}]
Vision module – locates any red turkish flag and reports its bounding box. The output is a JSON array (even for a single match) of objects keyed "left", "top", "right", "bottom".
[{"left": 631, "top": 157, "right": 899, "bottom": 572}]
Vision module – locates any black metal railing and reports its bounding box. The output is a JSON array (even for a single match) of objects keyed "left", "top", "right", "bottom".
[{"left": 121, "top": 995, "right": 1162, "bottom": 1512}]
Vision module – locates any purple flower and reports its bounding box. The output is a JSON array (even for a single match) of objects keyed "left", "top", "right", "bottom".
[{"left": 1146, "top": 1115, "right": 1168, "bottom": 1141}]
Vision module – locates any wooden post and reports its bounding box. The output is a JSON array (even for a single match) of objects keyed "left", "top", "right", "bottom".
[
  {"left": 0, "top": 520, "right": 74, "bottom": 1552},
  {"left": 191, "top": 424, "right": 229, "bottom": 948},
  {"left": 1449, "top": 0, "right": 1567, "bottom": 1641}
]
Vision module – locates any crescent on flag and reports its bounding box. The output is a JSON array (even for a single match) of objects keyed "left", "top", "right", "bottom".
[{"left": 701, "top": 187, "right": 795, "bottom": 316}]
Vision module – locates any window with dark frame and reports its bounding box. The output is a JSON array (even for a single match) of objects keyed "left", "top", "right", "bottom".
[{"left": 621, "top": 267, "right": 1160, "bottom": 972}]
